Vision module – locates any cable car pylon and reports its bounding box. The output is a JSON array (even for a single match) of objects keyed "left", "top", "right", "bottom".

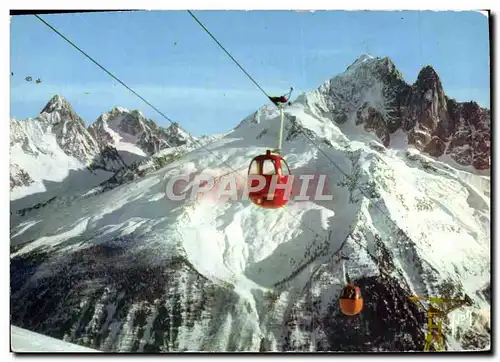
[
  {"left": 341, "top": 255, "right": 349, "bottom": 285},
  {"left": 277, "top": 103, "right": 285, "bottom": 154},
  {"left": 409, "top": 296, "right": 471, "bottom": 351},
  {"left": 269, "top": 87, "right": 294, "bottom": 154}
]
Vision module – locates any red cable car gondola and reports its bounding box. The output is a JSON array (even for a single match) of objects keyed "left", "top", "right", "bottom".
[
  {"left": 247, "top": 87, "right": 294, "bottom": 209},
  {"left": 247, "top": 150, "right": 291, "bottom": 209}
]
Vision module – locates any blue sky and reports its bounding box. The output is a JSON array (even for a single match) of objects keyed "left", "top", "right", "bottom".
[{"left": 10, "top": 10, "right": 490, "bottom": 136}]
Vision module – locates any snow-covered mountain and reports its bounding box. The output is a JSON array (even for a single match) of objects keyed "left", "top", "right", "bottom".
[
  {"left": 288, "top": 54, "right": 490, "bottom": 172},
  {"left": 10, "top": 55, "right": 490, "bottom": 352},
  {"left": 10, "top": 95, "right": 193, "bottom": 214},
  {"left": 9, "top": 95, "right": 125, "bottom": 210},
  {"left": 88, "top": 107, "right": 190, "bottom": 165}
]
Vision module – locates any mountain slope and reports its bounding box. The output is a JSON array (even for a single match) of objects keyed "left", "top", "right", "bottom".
[
  {"left": 10, "top": 56, "right": 490, "bottom": 352},
  {"left": 11, "top": 326, "right": 99, "bottom": 352}
]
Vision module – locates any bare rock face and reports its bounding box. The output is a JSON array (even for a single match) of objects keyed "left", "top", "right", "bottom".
[
  {"left": 406, "top": 66, "right": 449, "bottom": 133},
  {"left": 399, "top": 66, "right": 489, "bottom": 170},
  {"left": 423, "top": 137, "right": 447, "bottom": 158},
  {"left": 356, "top": 103, "right": 390, "bottom": 147},
  {"left": 448, "top": 101, "right": 490, "bottom": 170},
  {"left": 10, "top": 163, "right": 34, "bottom": 190},
  {"left": 408, "top": 129, "right": 431, "bottom": 150}
]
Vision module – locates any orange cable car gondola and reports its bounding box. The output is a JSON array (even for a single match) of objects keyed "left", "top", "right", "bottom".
[
  {"left": 247, "top": 88, "right": 294, "bottom": 209},
  {"left": 339, "top": 256, "right": 364, "bottom": 316},
  {"left": 339, "top": 284, "right": 363, "bottom": 316}
]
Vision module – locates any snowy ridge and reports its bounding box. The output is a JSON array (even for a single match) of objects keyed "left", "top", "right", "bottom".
[
  {"left": 88, "top": 106, "right": 191, "bottom": 165},
  {"left": 11, "top": 325, "right": 99, "bottom": 352},
  {"left": 9, "top": 116, "right": 114, "bottom": 208},
  {"left": 10, "top": 56, "right": 490, "bottom": 352},
  {"left": 88, "top": 107, "right": 147, "bottom": 165}
]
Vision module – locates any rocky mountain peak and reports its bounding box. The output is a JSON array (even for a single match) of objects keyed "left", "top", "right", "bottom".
[
  {"left": 39, "top": 94, "right": 84, "bottom": 126},
  {"left": 40, "top": 94, "right": 68, "bottom": 112},
  {"left": 110, "top": 106, "right": 131, "bottom": 114},
  {"left": 414, "top": 65, "right": 442, "bottom": 91},
  {"left": 89, "top": 106, "right": 189, "bottom": 158},
  {"left": 350, "top": 53, "right": 375, "bottom": 65}
]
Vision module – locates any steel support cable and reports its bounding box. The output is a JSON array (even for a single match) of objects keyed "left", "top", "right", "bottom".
[{"left": 187, "top": 10, "right": 272, "bottom": 100}]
